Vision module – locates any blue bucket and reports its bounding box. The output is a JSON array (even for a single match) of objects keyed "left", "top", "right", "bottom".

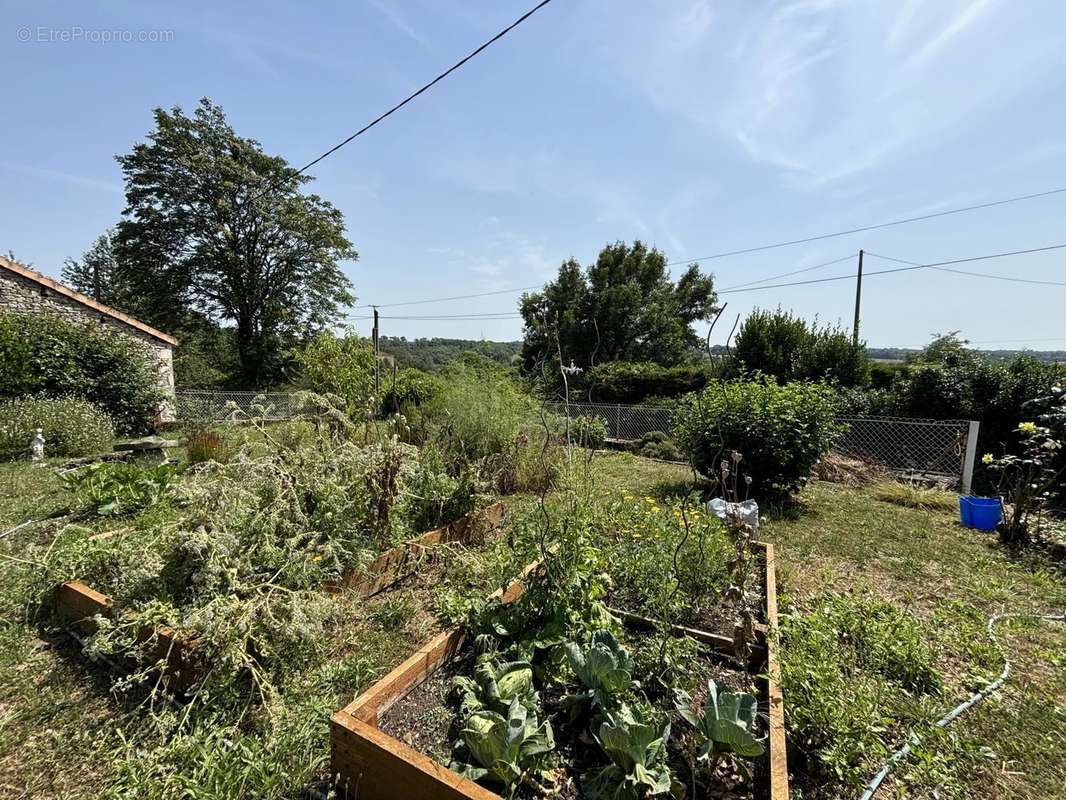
[{"left": 959, "top": 496, "right": 1002, "bottom": 531}]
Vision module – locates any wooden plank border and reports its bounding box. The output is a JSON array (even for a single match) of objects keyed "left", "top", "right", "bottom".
[
  {"left": 331, "top": 554, "right": 547, "bottom": 800},
  {"left": 55, "top": 502, "right": 506, "bottom": 693},
  {"left": 329, "top": 541, "right": 789, "bottom": 800},
  {"left": 758, "top": 540, "right": 789, "bottom": 800}
]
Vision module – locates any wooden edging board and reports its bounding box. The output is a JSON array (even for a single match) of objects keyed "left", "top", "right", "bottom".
[
  {"left": 54, "top": 501, "right": 506, "bottom": 693},
  {"left": 329, "top": 540, "right": 789, "bottom": 800}
]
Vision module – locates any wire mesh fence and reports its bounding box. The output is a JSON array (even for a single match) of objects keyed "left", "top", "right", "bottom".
[
  {"left": 833, "top": 415, "right": 972, "bottom": 480},
  {"left": 548, "top": 402, "right": 674, "bottom": 443},
  {"left": 175, "top": 390, "right": 316, "bottom": 422},
  {"left": 549, "top": 401, "right": 975, "bottom": 485},
  {"left": 176, "top": 391, "right": 976, "bottom": 486}
]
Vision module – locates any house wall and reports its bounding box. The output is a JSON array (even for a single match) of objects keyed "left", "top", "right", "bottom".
[{"left": 0, "top": 268, "right": 175, "bottom": 420}]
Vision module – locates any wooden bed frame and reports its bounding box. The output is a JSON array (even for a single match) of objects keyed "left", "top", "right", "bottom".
[{"left": 330, "top": 541, "right": 789, "bottom": 800}]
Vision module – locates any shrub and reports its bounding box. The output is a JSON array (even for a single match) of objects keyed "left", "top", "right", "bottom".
[
  {"left": 632, "top": 430, "right": 683, "bottom": 462},
  {"left": 490, "top": 430, "right": 562, "bottom": 495},
  {"left": 0, "top": 397, "right": 114, "bottom": 459},
  {"left": 732, "top": 308, "right": 869, "bottom": 387},
  {"left": 583, "top": 361, "right": 711, "bottom": 404},
  {"left": 185, "top": 427, "right": 237, "bottom": 464},
  {"left": 420, "top": 357, "right": 539, "bottom": 466},
  {"left": 570, "top": 414, "right": 607, "bottom": 449},
  {"left": 297, "top": 332, "right": 376, "bottom": 418},
  {"left": 381, "top": 367, "right": 442, "bottom": 414},
  {"left": 0, "top": 312, "right": 163, "bottom": 434},
  {"left": 674, "top": 377, "right": 841, "bottom": 498}
]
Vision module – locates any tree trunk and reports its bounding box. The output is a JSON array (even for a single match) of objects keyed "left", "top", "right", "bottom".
[{"left": 235, "top": 312, "right": 264, "bottom": 388}]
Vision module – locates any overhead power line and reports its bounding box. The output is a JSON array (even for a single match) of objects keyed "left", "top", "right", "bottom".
[
  {"left": 252, "top": 0, "right": 554, "bottom": 201},
  {"left": 721, "top": 253, "right": 854, "bottom": 290},
  {"left": 347, "top": 243, "right": 1066, "bottom": 322},
  {"left": 357, "top": 252, "right": 855, "bottom": 310},
  {"left": 354, "top": 284, "right": 542, "bottom": 310},
  {"left": 865, "top": 251, "right": 1066, "bottom": 286},
  {"left": 664, "top": 185, "right": 1066, "bottom": 267},
  {"left": 354, "top": 185, "right": 1066, "bottom": 309},
  {"left": 716, "top": 243, "right": 1066, "bottom": 295}
]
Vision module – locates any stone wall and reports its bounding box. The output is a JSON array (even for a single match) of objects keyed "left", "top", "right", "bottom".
[{"left": 0, "top": 267, "right": 176, "bottom": 419}]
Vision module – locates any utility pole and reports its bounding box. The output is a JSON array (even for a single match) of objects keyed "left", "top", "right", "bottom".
[
  {"left": 852, "top": 249, "right": 864, "bottom": 346},
  {"left": 372, "top": 306, "right": 380, "bottom": 398}
]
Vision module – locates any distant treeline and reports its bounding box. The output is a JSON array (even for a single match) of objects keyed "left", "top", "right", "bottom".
[
  {"left": 378, "top": 337, "right": 521, "bottom": 372},
  {"left": 707, "top": 344, "right": 1065, "bottom": 364},
  {"left": 866, "top": 347, "right": 1065, "bottom": 363}
]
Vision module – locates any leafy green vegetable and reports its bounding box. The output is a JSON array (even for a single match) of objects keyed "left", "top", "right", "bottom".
[
  {"left": 451, "top": 697, "right": 555, "bottom": 798},
  {"left": 454, "top": 660, "right": 537, "bottom": 716},
  {"left": 564, "top": 629, "right": 636, "bottom": 713},
  {"left": 63, "top": 461, "right": 176, "bottom": 516},
  {"left": 674, "top": 679, "right": 765, "bottom": 763},
  {"left": 585, "top": 704, "right": 673, "bottom": 800}
]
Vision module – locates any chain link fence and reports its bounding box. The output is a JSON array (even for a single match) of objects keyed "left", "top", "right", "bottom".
[
  {"left": 550, "top": 401, "right": 976, "bottom": 488},
  {"left": 833, "top": 415, "right": 973, "bottom": 482},
  {"left": 176, "top": 391, "right": 977, "bottom": 488},
  {"left": 549, "top": 402, "right": 674, "bottom": 442},
  {"left": 175, "top": 390, "right": 316, "bottom": 422}
]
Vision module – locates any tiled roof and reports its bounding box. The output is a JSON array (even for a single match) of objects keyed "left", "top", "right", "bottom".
[{"left": 0, "top": 254, "right": 178, "bottom": 346}]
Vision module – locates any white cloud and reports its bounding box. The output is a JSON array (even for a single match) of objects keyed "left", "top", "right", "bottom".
[
  {"left": 366, "top": 0, "right": 433, "bottom": 50},
  {"left": 588, "top": 0, "right": 1063, "bottom": 188}
]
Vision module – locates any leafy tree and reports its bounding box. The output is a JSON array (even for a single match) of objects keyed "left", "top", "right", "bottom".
[
  {"left": 298, "top": 332, "right": 376, "bottom": 417},
  {"left": 114, "top": 98, "right": 357, "bottom": 386},
  {"left": 61, "top": 229, "right": 136, "bottom": 310},
  {"left": 518, "top": 241, "right": 717, "bottom": 373},
  {"left": 732, "top": 308, "right": 868, "bottom": 387}
]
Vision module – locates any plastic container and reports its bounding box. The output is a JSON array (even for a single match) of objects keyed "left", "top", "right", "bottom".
[{"left": 959, "top": 496, "right": 1002, "bottom": 531}]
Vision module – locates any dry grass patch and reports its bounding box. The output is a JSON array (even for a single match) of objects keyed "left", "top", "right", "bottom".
[{"left": 873, "top": 480, "right": 959, "bottom": 511}]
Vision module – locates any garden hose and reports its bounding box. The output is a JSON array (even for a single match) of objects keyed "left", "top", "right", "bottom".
[{"left": 859, "top": 609, "right": 1066, "bottom": 800}]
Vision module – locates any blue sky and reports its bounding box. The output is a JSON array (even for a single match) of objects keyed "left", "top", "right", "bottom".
[{"left": 3, "top": 0, "right": 1066, "bottom": 350}]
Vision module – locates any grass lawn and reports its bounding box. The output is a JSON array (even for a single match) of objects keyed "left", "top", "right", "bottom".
[{"left": 0, "top": 450, "right": 1063, "bottom": 799}]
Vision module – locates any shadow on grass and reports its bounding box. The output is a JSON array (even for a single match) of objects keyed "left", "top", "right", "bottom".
[
  {"left": 994, "top": 534, "right": 1066, "bottom": 579},
  {"left": 760, "top": 494, "right": 815, "bottom": 522}
]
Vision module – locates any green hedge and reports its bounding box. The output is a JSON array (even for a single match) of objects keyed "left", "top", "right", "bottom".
[
  {"left": 0, "top": 397, "right": 114, "bottom": 459},
  {"left": 0, "top": 313, "right": 163, "bottom": 434},
  {"left": 674, "top": 377, "right": 841, "bottom": 499},
  {"left": 584, "top": 361, "right": 711, "bottom": 404}
]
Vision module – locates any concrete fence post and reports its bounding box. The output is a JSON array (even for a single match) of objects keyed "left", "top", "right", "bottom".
[{"left": 961, "top": 420, "right": 980, "bottom": 495}]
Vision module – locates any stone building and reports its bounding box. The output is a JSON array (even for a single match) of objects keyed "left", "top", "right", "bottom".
[{"left": 0, "top": 254, "right": 177, "bottom": 420}]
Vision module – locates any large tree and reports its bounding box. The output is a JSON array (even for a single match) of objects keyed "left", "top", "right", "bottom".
[
  {"left": 62, "top": 228, "right": 138, "bottom": 311},
  {"left": 115, "top": 98, "right": 356, "bottom": 386},
  {"left": 518, "top": 240, "right": 717, "bottom": 373}
]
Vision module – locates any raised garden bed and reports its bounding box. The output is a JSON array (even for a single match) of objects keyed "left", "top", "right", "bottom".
[
  {"left": 330, "top": 541, "right": 788, "bottom": 800},
  {"left": 54, "top": 501, "right": 506, "bottom": 691}
]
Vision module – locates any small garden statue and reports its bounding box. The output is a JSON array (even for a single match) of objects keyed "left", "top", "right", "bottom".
[{"left": 29, "top": 428, "right": 45, "bottom": 463}]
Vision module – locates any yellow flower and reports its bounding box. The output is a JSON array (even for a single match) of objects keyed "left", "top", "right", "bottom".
[
  {"left": 982, "top": 453, "right": 994, "bottom": 465},
  {"left": 1018, "top": 421, "right": 1038, "bottom": 434},
  {"left": 651, "top": 506, "right": 661, "bottom": 513}
]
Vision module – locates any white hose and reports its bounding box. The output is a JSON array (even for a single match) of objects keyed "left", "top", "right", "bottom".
[{"left": 859, "top": 610, "right": 1066, "bottom": 800}]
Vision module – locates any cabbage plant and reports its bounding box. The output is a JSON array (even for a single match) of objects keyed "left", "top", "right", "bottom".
[
  {"left": 674, "top": 679, "right": 764, "bottom": 764},
  {"left": 585, "top": 704, "right": 673, "bottom": 800},
  {"left": 454, "top": 660, "right": 537, "bottom": 716},
  {"left": 451, "top": 697, "right": 555, "bottom": 798},
  {"left": 564, "top": 629, "right": 636, "bottom": 714}
]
